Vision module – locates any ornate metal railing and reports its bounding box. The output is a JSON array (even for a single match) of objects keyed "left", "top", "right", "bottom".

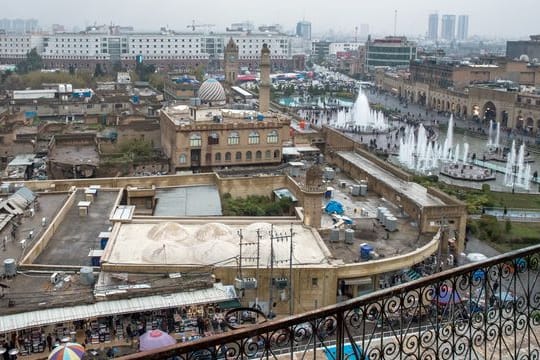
[{"left": 119, "top": 245, "right": 540, "bottom": 360}]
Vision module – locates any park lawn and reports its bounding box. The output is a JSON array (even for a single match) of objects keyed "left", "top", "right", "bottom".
[
  {"left": 484, "top": 222, "right": 540, "bottom": 253},
  {"left": 491, "top": 192, "right": 540, "bottom": 209}
]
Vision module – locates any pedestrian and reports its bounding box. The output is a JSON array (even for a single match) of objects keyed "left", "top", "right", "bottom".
[
  {"left": 196, "top": 316, "right": 205, "bottom": 336},
  {"left": 126, "top": 324, "right": 133, "bottom": 343},
  {"left": 46, "top": 334, "right": 52, "bottom": 352}
]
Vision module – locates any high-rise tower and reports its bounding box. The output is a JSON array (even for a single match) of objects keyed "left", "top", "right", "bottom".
[
  {"left": 441, "top": 15, "right": 456, "bottom": 41},
  {"left": 457, "top": 15, "right": 469, "bottom": 41},
  {"left": 223, "top": 38, "right": 239, "bottom": 86},
  {"left": 428, "top": 13, "right": 438, "bottom": 41},
  {"left": 259, "top": 43, "right": 271, "bottom": 114}
]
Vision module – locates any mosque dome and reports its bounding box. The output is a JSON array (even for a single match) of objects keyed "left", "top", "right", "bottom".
[
  {"left": 198, "top": 78, "right": 226, "bottom": 103},
  {"left": 147, "top": 222, "right": 188, "bottom": 242}
]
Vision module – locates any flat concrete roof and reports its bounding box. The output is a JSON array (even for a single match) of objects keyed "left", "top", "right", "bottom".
[
  {"left": 337, "top": 151, "right": 445, "bottom": 207},
  {"left": 154, "top": 186, "right": 222, "bottom": 216},
  {"left": 33, "top": 189, "right": 119, "bottom": 266},
  {"left": 49, "top": 145, "right": 99, "bottom": 166},
  {"left": 104, "top": 221, "right": 332, "bottom": 268}
]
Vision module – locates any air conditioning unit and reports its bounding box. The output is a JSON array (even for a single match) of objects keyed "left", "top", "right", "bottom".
[
  {"left": 50, "top": 272, "right": 60, "bottom": 284},
  {"left": 272, "top": 277, "right": 289, "bottom": 289},
  {"left": 235, "top": 277, "right": 258, "bottom": 290}
]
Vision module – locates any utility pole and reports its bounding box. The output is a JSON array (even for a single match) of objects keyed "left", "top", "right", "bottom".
[{"left": 268, "top": 225, "right": 275, "bottom": 318}]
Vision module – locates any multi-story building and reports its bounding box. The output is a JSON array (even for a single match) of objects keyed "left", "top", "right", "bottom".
[
  {"left": 441, "top": 15, "right": 456, "bottom": 41},
  {"left": 296, "top": 21, "right": 312, "bottom": 41},
  {"left": 160, "top": 103, "right": 290, "bottom": 172},
  {"left": 507, "top": 35, "right": 540, "bottom": 61},
  {"left": 311, "top": 40, "right": 331, "bottom": 60},
  {"left": 0, "top": 30, "right": 304, "bottom": 72},
  {"left": 365, "top": 36, "right": 416, "bottom": 69},
  {"left": 0, "top": 34, "right": 44, "bottom": 61},
  {"left": 457, "top": 15, "right": 469, "bottom": 41},
  {"left": 428, "top": 13, "right": 439, "bottom": 41}
]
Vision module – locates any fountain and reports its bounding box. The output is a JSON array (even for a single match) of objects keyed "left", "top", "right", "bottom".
[
  {"left": 486, "top": 120, "right": 501, "bottom": 151},
  {"left": 504, "top": 141, "right": 531, "bottom": 190},
  {"left": 334, "top": 88, "right": 388, "bottom": 131}
]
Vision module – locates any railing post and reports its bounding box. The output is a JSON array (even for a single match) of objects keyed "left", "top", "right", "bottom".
[{"left": 335, "top": 312, "right": 345, "bottom": 360}]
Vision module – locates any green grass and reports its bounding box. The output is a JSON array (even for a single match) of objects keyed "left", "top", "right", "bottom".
[
  {"left": 492, "top": 192, "right": 540, "bottom": 209},
  {"left": 473, "top": 219, "right": 540, "bottom": 253}
]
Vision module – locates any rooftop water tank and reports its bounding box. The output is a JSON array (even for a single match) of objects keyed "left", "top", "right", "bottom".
[
  {"left": 344, "top": 229, "right": 355, "bottom": 244},
  {"left": 4, "top": 258, "right": 16, "bottom": 277},
  {"left": 330, "top": 228, "right": 340, "bottom": 242},
  {"left": 351, "top": 185, "right": 361, "bottom": 196},
  {"left": 80, "top": 267, "right": 95, "bottom": 285},
  {"left": 386, "top": 216, "right": 398, "bottom": 232},
  {"left": 359, "top": 184, "right": 368, "bottom": 196}
]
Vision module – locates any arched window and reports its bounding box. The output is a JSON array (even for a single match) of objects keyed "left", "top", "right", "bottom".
[
  {"left": 215, "top": 152, "right": 221, "bottom": 162},
  {"left": 256, "top": 150, "right": 262, "bottom": 160},
  {"left": 236, "top": 151, "right": 242, "bottom": 160},
  {"left": 190, "top": 133, "right": 202, "bottom": 147},
  {"left": 225, "top": 152, "right": 231, "bottom": 161},
  {"left": 179, "top": 154, "right": 187, "bottom": 163},
  {"left": 265, "top": 150, "right": 271, "bottom": 159},
  {"left": 273, "top": 150, "right": 280, "bottom": 159},
  {"left": 267, "top": 130, "right": 279, "bottom": 144},
  {"left": 228, "top": 131, "right": 240, "bottom": 145},
  {"left": 246, "top": 151, "right": 252, "bottom": 160},
  {"left": 248, "top": 131, "right": 260, "bottom": 144},
  {"left": 208, "top": 132, "right": 219, "bottom": 145}
]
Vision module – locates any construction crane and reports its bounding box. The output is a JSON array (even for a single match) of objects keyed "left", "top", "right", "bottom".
[{"left": 187, "top": 20, "right": 215, "bottom": 32}]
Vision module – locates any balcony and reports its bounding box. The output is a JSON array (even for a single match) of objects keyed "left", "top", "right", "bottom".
[{"left": 119, "top": 244, "right": 540, "bottom": 360}]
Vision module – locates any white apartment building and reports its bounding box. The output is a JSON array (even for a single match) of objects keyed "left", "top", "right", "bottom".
[
  {"left": 0, "top": 31, "right": 305, "bottom": 70},
  {"left": 0, "top": 34, "right": 43, "bottom": 59}
]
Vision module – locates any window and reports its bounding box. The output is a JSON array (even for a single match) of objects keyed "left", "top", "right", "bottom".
[
  {"left": 190, "top": 133, "right": 202, "bottom": 147},
  {"left": 248, "top": 131, "right": 260, "bottom": 144},
  {"left": 246, "top": 151, "right": 252, "bottom": 160},
  {"left": 228, "top": 131, "right": 240, "bottom": 145},
  {"left": 256, "top": 150, "right": 262, "bottom": 160},
  {"left": 208, "top": 132, "right": 219, "bottom": 145},
  {"left": 215, "top": 152, "right": 221, "bottom": 162},
  {"left": 236, "top": 151, "right": 242, "bottom": 160},
  {"left": 179, "top": 154, "right": 187, "bottom": 164},
  {"left": 274, "top": 150, "right": 280, "bottom": 159},
  {"left": 205, "top": 153, "right": 212, "bottom": 163},
  {"left": 225, "top": 152, "right": 231, "bottom": 161},
  {"left": 312, "top": 278, "right": 318, "bottom": 287},
  {"left": 265, "top": 150, "right": 271, "bottom": 159},
  {"left": 267, "top": 130, "right": 279, "bottom": 144}
]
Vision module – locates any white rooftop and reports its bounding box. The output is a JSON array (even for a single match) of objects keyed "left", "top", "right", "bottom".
[{"left": 103, "top": 221, "right": 332, "bottom": 268}]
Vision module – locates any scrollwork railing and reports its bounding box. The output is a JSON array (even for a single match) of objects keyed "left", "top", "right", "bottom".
[{"left": 120, "top": 245, "right": 540, "bottom": 360}]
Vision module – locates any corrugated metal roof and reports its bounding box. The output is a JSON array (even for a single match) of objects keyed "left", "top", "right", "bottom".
[{"left": 0, "top": 284, "right": 237, "bottom": 332}]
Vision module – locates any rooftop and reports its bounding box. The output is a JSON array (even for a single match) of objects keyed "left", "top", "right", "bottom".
[
  {"left": 154, "top": 185, "right": 222, "bottom": 216},
  {"left": 337, "top": 151, "right": 445, "bottom": 207},
  {"left": 32, "top": 189, "right": 119, "bottom": 266},
  {"left": 103, "top": 221, "right": 332, "bottom": 268}
]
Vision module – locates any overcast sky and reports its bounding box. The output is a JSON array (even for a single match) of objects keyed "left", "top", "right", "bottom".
[{"left": 4, "top": 0, "right": 538, "bottom": 38}]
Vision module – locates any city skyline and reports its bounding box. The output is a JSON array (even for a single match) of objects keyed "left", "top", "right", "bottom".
[{"left": 1, "top": 0, "right": 538, "bottom": 38}]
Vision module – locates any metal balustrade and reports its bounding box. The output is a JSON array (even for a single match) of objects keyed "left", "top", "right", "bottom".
[{"left": 119, "top": 244, "right": 540, "bottom": 360}]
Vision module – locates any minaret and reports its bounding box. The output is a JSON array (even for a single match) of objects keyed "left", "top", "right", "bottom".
[
  {"left": 224, "top": 38, "right": 239, "bottom": 86},
  {"left": 259, "top": 43, "right": 271, "bottom": 113}
]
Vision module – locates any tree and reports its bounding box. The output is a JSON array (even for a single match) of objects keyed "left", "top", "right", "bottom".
[
  {"left": 16, "top": 48, "right": 43, "bottom": 74},
  {"left": 68, "top": 65, "right": 76, "bottom": 75},
  {"left": 94, "top": 63, "right": 105, "bottom": 78}
]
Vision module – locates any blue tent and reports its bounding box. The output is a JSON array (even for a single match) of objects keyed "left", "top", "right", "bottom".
[{"left": 325, "top": 200, "right": 344, "bottom": 215}]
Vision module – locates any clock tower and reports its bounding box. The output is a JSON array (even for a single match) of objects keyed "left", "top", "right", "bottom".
[{"left": 224, "top": 38, "right": 239, "bottom": 86}]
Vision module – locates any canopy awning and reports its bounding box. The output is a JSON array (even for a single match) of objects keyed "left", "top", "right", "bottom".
[{"left": 0, "top": 283, "right": 237, "bottom": 333}]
